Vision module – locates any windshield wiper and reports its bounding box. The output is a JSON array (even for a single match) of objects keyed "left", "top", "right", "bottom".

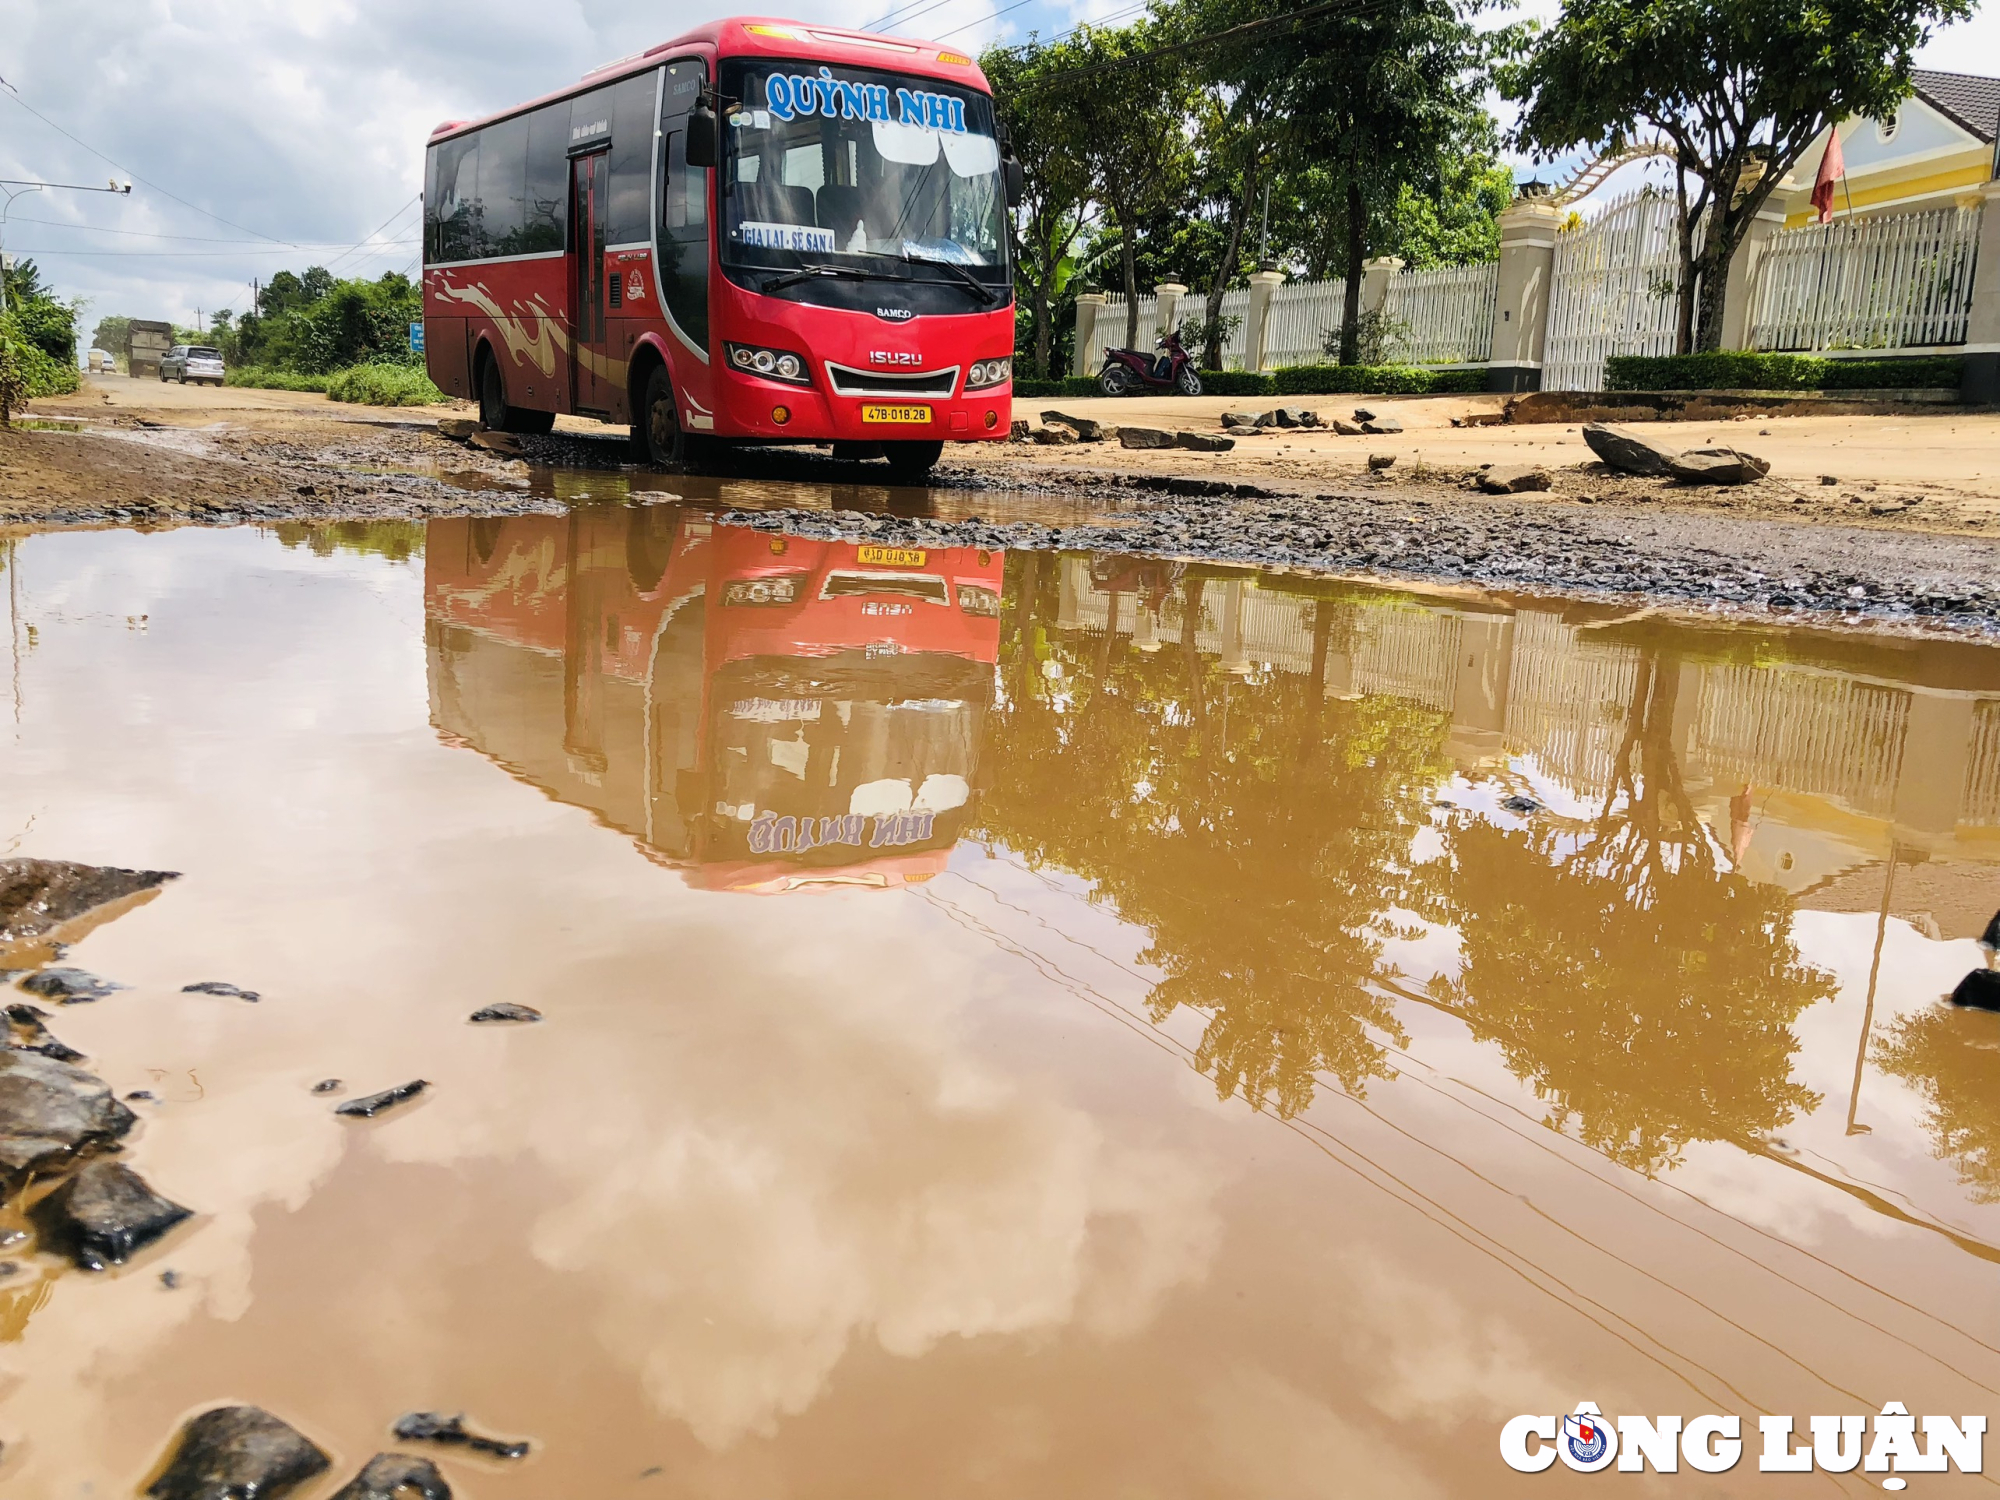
[
  {"left": 901, "top": 252, "right": 1003, "bottom": 309},
  {"left": 765, "top": 262, "right": 913, "bottom": 294}
]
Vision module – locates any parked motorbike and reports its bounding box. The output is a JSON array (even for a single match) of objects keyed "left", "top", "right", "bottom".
[{"left": 1098, "top": 330, "right": 1203, "bottom": 396}]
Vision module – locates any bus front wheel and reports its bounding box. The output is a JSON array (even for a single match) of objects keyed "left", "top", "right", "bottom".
[
  {"left": 480, "top": 359, "right": 554, "bottom": 435},
  {"left": 883, "top": 440, "right": 943, "bottom": 483},
  {"left": 636, "top": 365, "right": 690, "bottom": 468}
]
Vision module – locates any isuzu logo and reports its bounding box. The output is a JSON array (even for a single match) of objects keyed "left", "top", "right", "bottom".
[{"left": 869, "top": 350, "right": 922, "bottom": 366}]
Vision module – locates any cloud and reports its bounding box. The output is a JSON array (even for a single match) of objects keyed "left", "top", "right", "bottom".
[{"left": 0, "top": 0, "right": 1025, "bottom": 324}]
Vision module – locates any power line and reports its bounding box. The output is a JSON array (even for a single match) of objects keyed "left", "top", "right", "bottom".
[
  {"left": 0, "top": 85, "right": 293, "bottom": 244},
  {"left": 932, "top": 0, "right": 1043, "bottom": 45},
  {"left": 319, "top": 193, "right": 422, "bottom": 275},
  {"left": 996, "top": 0, "right": 1390, "bottom": 86},
  {"left": 4, "top": 216, "right": 409, "bottom": 247},
  {"left": 862, "top": 0, "right": 960, "bottom": 34},
  {"left": 16, "top": 241, "right": 416, "bottom": 259}
]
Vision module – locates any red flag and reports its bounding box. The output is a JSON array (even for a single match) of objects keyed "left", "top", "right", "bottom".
[{"left": 1811, "top": 128, "right": 1845, "bottom": 223}]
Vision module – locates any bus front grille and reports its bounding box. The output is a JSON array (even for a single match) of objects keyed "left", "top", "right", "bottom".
[{"left": 824, "top": 363, "right": 961, "bottom": 398}]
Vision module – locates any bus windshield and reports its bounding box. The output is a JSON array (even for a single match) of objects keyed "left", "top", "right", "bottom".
[{"left": 718, "top": 58, "right": 1006, "bottom": 286}]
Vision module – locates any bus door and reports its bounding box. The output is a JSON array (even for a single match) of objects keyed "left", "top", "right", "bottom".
[{"left": 569, "top": 150, "right": 614, "bottom": 414}]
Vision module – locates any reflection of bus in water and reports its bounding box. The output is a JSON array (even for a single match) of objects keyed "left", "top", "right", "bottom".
[{"left": 424, "top": 509, "right": 1001, "bottom": 892}]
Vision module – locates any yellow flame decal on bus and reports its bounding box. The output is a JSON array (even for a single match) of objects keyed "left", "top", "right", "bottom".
[{"left": 435, "top": 279, "right": 563, "bottom": 379}]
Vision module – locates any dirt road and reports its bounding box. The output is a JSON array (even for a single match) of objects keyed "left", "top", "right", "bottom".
[{"left": 5, "top": 375, "right": 1999, "bottom": 634}]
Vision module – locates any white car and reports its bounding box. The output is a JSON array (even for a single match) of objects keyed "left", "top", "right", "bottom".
[{"left": 160, "top": 345, "right": 225, "bottom": 386}]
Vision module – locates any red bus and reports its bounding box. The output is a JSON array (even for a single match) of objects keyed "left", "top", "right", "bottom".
[
  {"left": 425, "top": 509, "right": 1004, "bottom": 893},
  {"left": 421, "top": 17, "right": 1022, "bottom": 480}
]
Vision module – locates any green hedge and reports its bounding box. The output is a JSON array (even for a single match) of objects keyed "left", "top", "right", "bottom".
[
  {"left": 1271, "top": 364, "right": 1485, "bottom": 396},
  {"left": 325, "top": 363, "right": 448, "bottom": 406},
  {"left": 1603, "top": 350, "right": 1963, "bottom": 392},
  {"left": 1018, "top": 366, "right": 1480, "bottom": 398},
  {"left": 1013, "top": 376, "right": 1103, "bottom": 398}
]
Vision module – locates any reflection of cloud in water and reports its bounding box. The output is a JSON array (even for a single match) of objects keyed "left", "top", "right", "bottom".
[{"left": 376, "top": 901, "right": 1221, "bottom": 1448}]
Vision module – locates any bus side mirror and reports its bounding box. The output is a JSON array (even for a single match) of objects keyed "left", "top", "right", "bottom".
[
  {"left": 686, "top": 101, "right": 718, "bottom": 170},
  {"left": 1002, "top": 150, "right": 1024, "bottom": 208}
]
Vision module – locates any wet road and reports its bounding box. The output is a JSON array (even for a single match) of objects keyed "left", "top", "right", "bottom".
[{"left": 1, "top": 512, "right": 1999, "bottom": 1494}]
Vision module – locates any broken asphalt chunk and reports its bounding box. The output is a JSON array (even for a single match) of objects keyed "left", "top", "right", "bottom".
[
  {"left": 147, "top": 1405, "right": 331, "bottom": 1500},
  {"left": 392, "top": 1411, "right": 531, "bottom": 1459},
  {"left": 468, "top": 1002, "right": 542, "bottom": 1024},
  {"left": 35, "top": 1159, "right": 192, "bottom": 1270},
  {"left": 18, "top": 967, "right": 122, "bottom": 1003},
  {"left": 331, "top": 1453, "right": 452, "bottom": 1500},
  {"left": 0, "top": 859, "right": 178, "bottom": 949},
  {"left": 335, "top": 1080, "right": 429, "bottom": 1118},
  {"left": 182, "top": 981, "right": 261, "bottom": 1002},
  {"left": 1582, "top": 422, "right": 1681, "bottom": 476},
  {"left": 1500, "top": 794, "right": 1545, "bottom": 815}
]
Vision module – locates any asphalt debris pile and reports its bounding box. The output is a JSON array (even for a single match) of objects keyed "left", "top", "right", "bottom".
[
  {"left": 719, "top": 481, "right": 2000, "bottom": 635},
  {"left": 0, "top": 858, "right": 177, "bottom": 948}
]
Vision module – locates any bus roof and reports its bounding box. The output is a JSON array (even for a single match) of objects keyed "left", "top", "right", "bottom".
[{"left": 429, "top": 16, "right": 992, "bottom": 144}]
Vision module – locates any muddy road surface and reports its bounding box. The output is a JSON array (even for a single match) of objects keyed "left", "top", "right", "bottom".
[
  {"left": 0, "top": 510, "right": 1998, "bottom": 1494},
  {"left": 7, "top": 380, "right": 2000, "bottom": 635}
]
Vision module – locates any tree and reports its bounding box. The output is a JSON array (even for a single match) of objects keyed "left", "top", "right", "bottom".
[
  {"left": 1065, "top": 21, "right": 1192, "bottom": 351},
  {"left": 983, "top": 36, "right": 1097, "bottom": 379},
  {"left": 1503, "top": 0, "right": 1973, "bottom": 352},
  {"left": 1278, "top": 0, "right": 1508, "bottom": 362}
]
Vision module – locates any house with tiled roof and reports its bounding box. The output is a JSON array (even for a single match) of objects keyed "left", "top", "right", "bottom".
[{"left": 1770, "top": 69, "right": 1999, "bottom": 225}]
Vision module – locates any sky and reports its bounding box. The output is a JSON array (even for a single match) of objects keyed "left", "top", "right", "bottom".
[{"left": 3, "top": 0, "right": 1997, "bottom": 340}]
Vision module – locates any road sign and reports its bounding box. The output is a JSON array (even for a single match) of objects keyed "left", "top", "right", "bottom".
[{"left": 409, "top": 321, "right": 425, "bottom": 355}]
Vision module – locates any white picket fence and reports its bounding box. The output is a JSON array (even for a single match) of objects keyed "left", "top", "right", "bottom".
[
  {"left": 1747, "top": 205, "right": 1980, "bottom": 352},
  {"left": 1544, "top": 188, "right": 1684, "bottom": 392},
  {"left": 1383, "top": 262, "right": 1498, "bottom": 364},
  {"left": 1262, "top": 279, "right": 1351, "bottom": 367}
]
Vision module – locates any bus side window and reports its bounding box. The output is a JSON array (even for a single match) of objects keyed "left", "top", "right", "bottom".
[
  {"left": 429, "top": 132, "right": 481, "bottom": 263},
  {"left": 522, "top": 104, "right": 568, "bottom": 254},
  {"left": 659, "top": 60, "right": 710, "bottom": 353}
]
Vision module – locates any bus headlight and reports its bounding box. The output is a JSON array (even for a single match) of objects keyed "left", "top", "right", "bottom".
[
  {"left": 966, "top": 357, "right": 1011, "bottom": 390},
  {"left": 956, "top": 583, "right": 1001, "bottom": 616},
  {"left": 726, "top": 343, "right": 812, "bottom": 387},
  {"left": 723, "top": 574, "right": 805, "bottom": 607}
]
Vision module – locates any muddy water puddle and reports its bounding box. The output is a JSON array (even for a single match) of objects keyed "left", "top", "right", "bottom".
[{"left": 1, "top": 512, "right": 1999, "bottom": 1494}]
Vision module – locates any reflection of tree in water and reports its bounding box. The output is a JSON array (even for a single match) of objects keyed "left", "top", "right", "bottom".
[
  {"left": 1876, "top": 1003, "right": 2000, "bottom": 1202},
  {"left": 977, "top": 560, "right": 1455, "bottom": 1116},
  {"left": 1411, "top": 653, "right": 1830, "bottom": 1173}
]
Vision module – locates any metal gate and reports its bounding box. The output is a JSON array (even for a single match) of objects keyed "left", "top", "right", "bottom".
[{"left": 1544, "top": 188, "right": 1683, "bottom": 392}]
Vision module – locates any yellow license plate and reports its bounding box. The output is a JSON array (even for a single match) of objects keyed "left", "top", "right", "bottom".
[
  {"left": 856, "top": 546, "right": 928, "bottom": 567},
  {"left": 861, "top": 404, "right": 932, "bottom": 424}
]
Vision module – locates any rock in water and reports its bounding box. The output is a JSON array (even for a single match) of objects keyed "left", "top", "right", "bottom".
[
  {"left": 1581, "top": 422, "right": 1682, "bottom": 476},
  {"left": 147, "top": 1406, "right": 330, "bottom": 1500},
  {"left": 0, "top": 859, "right": 178, "bottom": 949},
  {"left": 1981, "top": 908, "right": 1999, "bottom": 952},
  {"left": 335, "top": 1080, "right": 429, "bottom": 1118},
  {"left": 182, "top": 981, "right": 260, "bottom": 1002},
  {"left": 1479, "top": 465, "right": 1552, "bottom": 494},
  {"left": 392, "top": 1411, "right": 531, "bottom": 1459},
  {"left": 330, "top": 1453, "right": 452, "bottom": 1500},
  {"left": 1950, "top": 970, "right": 2000, "bottom": 1011},
  {"left": 468, "top": 1002, "right": 542, "bottom": 1024},
  {"left": 36, "top": 1159, "right": 192, "bottom": 1270},
  {"left": 1666, "top": 447, "right": 1770, "bottom": 485},
  {"left": 1500, "top": 794, "right": 1545, "bottom": 815},
  {"left": 18, "top": 967, "right": 122, "bottom": 1003},
  {"left": 0, "top": 1048, "right": 135, "bottom": 1187},
  {"left": 1117, "top": 427, "right": 1174, "bottom": 450}
]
